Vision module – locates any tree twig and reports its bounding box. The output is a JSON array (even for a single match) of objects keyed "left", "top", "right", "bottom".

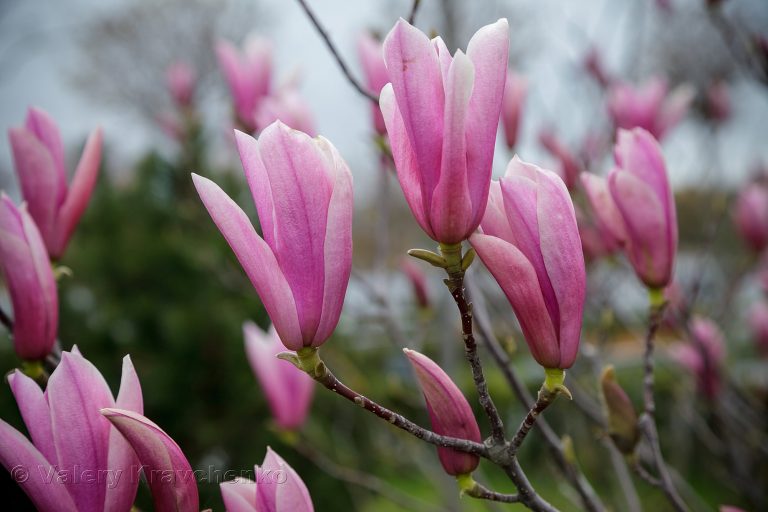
[
  {"left": 508, "top": 389, "right": 557, "bottom": 455},
  {"left": 294, "top": 0, "right": 378, "bottom": 103},
  {"left": 0, "top": 305, "right": 13, "bottom": 331},
  {"left": 463, "top": 479, "right": 520, "bottom": 503},
  {"left": 407, "top": 0, "right": 422, "bottom": 25}
]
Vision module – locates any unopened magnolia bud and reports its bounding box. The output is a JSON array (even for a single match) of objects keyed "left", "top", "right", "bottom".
[{"left": 601, "top": 366, "right": 639, "bottom": 455}]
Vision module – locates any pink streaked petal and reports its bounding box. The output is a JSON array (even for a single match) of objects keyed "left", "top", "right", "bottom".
[
  {"left": 657, "top": 84, "right": 694, "bottom": 138},
  {"left": 192, "top": 173, "right": 303, "bottom": 349},
  {"left": 580, "top": 172, "right": 626, "bottom": 244},
  {"left": 383, "top": 18, "right": 444, "bottom": 204},
  {"left": 470, "top": 233, "right": 560, "bottom": 367},
  {"left": 431, "top": 36, "right": 452, "bottom": 85},
  {"left": 216, "top": 40, "right": 251, "bottom": 124},
  {"left": 260, "top": 447, "right": 313, "bottom": 512},
  {"left": 244, "top": 322, "right": 293, "bottom": 427},
  {"left": 535, "top": 169, "right": 585, "bottom": 369},
  {"left": 25, "top": 107, "right": 67, "bottom": 204},
  {"left": 101, "top": 408, "right": 199, "bottom": 512},
  {"left": 48, "top": 351, "right": 115, "bottom": 512},
  {"left": 235, "top": 130, "right": 276, "bottom": 248},
  {"left": 52, "top": 127, "right": 102, "bottom": 258},
  {"left": 312, "top": 136, "right": 353, "bottom": 345},
  {"left": 464, "top": 18, "right": 509, "bottom": 229},
  {"left": 478, "top": 180, "right": 514, "bottom": 242},
  {"left": 379, "top": 84, "right": 434, "bottom": 238},
  {"left": 430, "top": 50, "right": 474, "bottom": 244},
  {"left": 8, "top": 127, "right": 58, "bottom": 247},
  {"left": 8, "top": 370, "right": 56, "bottom": 465},
  {"left": 221, "top": 478, "right": 257, "bottom": 512},
  {"left": 0, "top": 419, "right": 77, "bottom": 512}
]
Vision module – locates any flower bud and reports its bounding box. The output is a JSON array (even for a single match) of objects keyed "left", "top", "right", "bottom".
[{"left": 600, "top": 366, "right": 639, "bottom": 455}]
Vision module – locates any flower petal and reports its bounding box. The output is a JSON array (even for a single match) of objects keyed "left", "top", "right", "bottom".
[
  {"left": 221, "top": 478, "right": 257, "bottom": 512},
  {"left": 7, "top": 370, "right": 56, "bottom": 465}
]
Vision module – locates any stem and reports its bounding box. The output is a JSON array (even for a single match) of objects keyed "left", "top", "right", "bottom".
[
  {"left": 0, "top": 304, "right": 13, "bottom": 331},
  {"left": 407, "top": 0, "right": 422, "bottom": 24},
  {"left": 457, "top": 473, "right": 520, "bottom": 503},
  {"left": 508, "top": 381, "right": 561, "bottom": 455},
  {"left": 295, "top": 348, "right": 489, "bottom": 458},
  {"left": 293, "top": 0, "right": 378, "bottom": 103},
  {"left": 639, "top": 292, "right": 688, "bottom": 512},
  {"left": 439, "top": 243, "right": 505, "bottom": 445},
  {"left": 502, "top": 459, "right": 559, "bottom": 512}
]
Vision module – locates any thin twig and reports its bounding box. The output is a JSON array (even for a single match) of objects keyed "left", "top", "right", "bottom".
[
  {"left": 509, "top": 389, "right": 556, "bottom": 455},
  {"left": 407, "top": 0, "right": 422, "bottom": 25},
  {"left": 464, "top": 480, "right": 520, "bottom": 503},
  {"left": 630, "top": 458, "right": 661, "bottom": 487},
  {"left": 444, "top": 273, "right": 506, "bottom": 445},
  {"left": 294, "top": 0, "right": 378, "bottom": 103},
  {"left": 0, "top": 305, "right": 13, "bottom": 331}
]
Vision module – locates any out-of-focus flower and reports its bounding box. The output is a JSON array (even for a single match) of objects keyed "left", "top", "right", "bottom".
[
  {"left": 539, "top": 131, "right": 581, "bottom": 190},
  {"left": 600, "top": 366, "right": 639, "bottom": 455},
  {"left": 580, "top": 172, "right": 626, "bottom": 254},
  {"left": 357, "top": 32, "right": 389, "bottom": 136},
  {"left": 0, "top": 195, "right": 58, "bottom": 360},
  {"left": 255, "top": 88, "right": 317, "bottom": 136},
  {"left": 380, "top": 18, "right": 509, "bottom": 244},
  {"left": 584, "top": 47, "right": 612, "bottom": 88},
  {"left": 733, "top": 182, "right": 768, "bottom": 253},
  {"left": 102, "top": 408, "right": 198, "bottom": 512},
  {"left": 400, "top": 257, "right": 430, "bottom": 309},
  {"left": 470, "top": 157, "right": 585, "bottom": 369},
  {"left": 0, "top": 349, "right": 143, "bottom": 512},
  {"left": 671, "top": 316, "right": 726, "bottom": 400},
  {"left": 748, "top": 301, "right": 768, "bottom": 357},
  {"left": 608, "top": 128, "right": 677, "bottom": 289},
  {"left": 404, "top": 349, "right": 481, "bottom": 476},
  {"left": 705, "top": 80, "right": 731, "bottom": 123},
  {"left": 216, "top": 36, "right": 273, "bottom": 132},
  {"left": 607, "top": 78, "right": 694, "bottom": 140},
  {"left": 719, "top": 506, "right": 747, "bottom": 512},
  {"left": 244, "top": 322, "right": 315, "bottom": 430},
  {"left": 193, "top": 122, "right": 353, "bottom": 351},
  {"left": 500, "top": 70, "right": 527, "bottom": 150},
  {"left": 220, "top": 447, "right": 313, "bottom": 512},
  {"left": 166, "top": 61, "right": 196, "bottom": 108},
  {"left": 8, "top": 107, "right": 102, "bottom": 259}
]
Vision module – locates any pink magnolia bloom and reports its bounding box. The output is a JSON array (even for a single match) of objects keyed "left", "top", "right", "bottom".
[
  {"left": 580, "top": 172, "right": 626, "bottom": 253},
  {"left": 255, "top": 88, "right": 317, "bottom": 136},
  {"left": 705, "top": 80, "right": 731, "bottom": 123},
  {"left": 539, "top": 130, "right": 581, "bottom": 190},
  {"left": 0, "top": 194, "right": 58, "bottom": 360},
  {"left": 400, "top": 257, "right": 430, "bottom": 309},
  {"left": 607, "top": 78, "right": 694, "bottom": 140},
  {"left": 380, "top": 18, "right": 509, "bottom": 244},
  {"left": 671, "top": 316, "right": 725, "bottom": 400},
  {"left": 748, "top": 301, "right": 768, "bottom": 357},
  {"left": 0, "top": 349, "right": 143, "bottom": 512},
  {"left": 470, "top": 157, "right": 585, "bottom": 369},
  {"left": 500, "top": 70, "right": 527, "bottom": 149},
  {"left": 102, "top": 408, "right": 199, "bottom": 512},
  {"left": 8, "top": 107, "right": 102, "bottom": 259},
  {"left": 193, "top": 122, "right": 353, "bottom": 351},
  {"left": 584, "top": 47, "right": 612, "bottom": 89},
  {"left": 357, "top": 32, "right": 389, "bottom": 135},
  {"left": 216, "top": 36, "right": 273, "bottom": 132},
  {"left": 733, "top": 182, "right": 768, "bottom": 253},
  {"left": 608, "top": 128, "right": 677, "bottom": 289},
  {"left": 244, "top": 322, "right": 315, "bottom": 430},
  {"left": 220, "top": 448, "right": 313, "bottom": 512},
  {"left": 166, "top": 61, "right": 196, "bottom": 108},
  {"left": 404, "top": 349, "right": 481, "bottom": 476}
]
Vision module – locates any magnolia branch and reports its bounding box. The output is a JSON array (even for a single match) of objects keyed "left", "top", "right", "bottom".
[
  {"left": 509, "top": 389, "right": 557, "bottom": 455},
  {"left": 0, "top": 305, "right": 12, "bottom": 331},
  {"left": 294, "top": 0, "right": 378, "bottom": 103}
]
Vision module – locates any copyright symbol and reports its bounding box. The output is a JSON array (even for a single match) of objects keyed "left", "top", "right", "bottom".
[{"left": 11, "top": 465, "right": 28, "bottom": 483}]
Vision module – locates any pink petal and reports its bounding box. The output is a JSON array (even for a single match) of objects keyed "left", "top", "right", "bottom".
[
  {"left": 478, "top": 180, "right": 515, "bottom": 242},
  {"left": 470, "top": 233, "right": 560, "bottom": 367},
  {"left": 379, "top": 84, "right": 434, "bottom": 238},
  {"left": 47, "top": 351, "right": 115, "bottom": 512},
  {"left": 357, "top": 33, "right": 389, "bottom": 134},
  {"left": 580, "top": 172, "right": 626, "bottom": 244},
  {"left": 0, "top": 419, "right": 77, "bottom": 512},
  {"left": 258, "top": 447, "right": 313, "bottom": 512},
  {"left": 25, "top": 107, "right": 67, "bottom": 204},
  {"left": 52, "top": 127, "right": 102, "bottom": 258},
  {"left": 535, "top": 169, "right": 585, "bottom": 369},
  {"left": 7, "top": 370, "right": 56, "bottom": 465},
  {"left": 101, "top": 408, "right": 199, "bottom": 512},
  {"left": 221, "top": 478, "right": 257, "bottom": 512},
  {"left": 104, "top": 355, "right": 144, "bottom": 512},
  {"left": 192, "top": 173, "right": 303, "bottom": 349},
  {"left": 501, "top": 71, "right": 527, "bottom": 149}
]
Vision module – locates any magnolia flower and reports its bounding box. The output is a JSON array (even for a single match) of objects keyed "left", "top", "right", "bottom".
[
  {"left": 193, "top": 122, "right": 353, "bottom": 351},
  {"left": 733, "top": 182, "right": 768, "bottom": 253},
  {"left": 0, "top": 194, "right": 58, "bottom": 360},
  {"left": 166, "top": 61, "right": 196, "bottom": 108},
  {"left": 244, "top": 322, "right": 315, "bottom": 430},
  {"left": 539, "top": 130, "right": 581, "bottom": 190},
  {"left": 580, "top": 172, "right": 626, "bottom": 254},
  {"left": 470, "top": 157, "right": 585, "bottom": 370},
  {"left": 672, "top": 316, "right": 726, "bottom": 400},
  {"left": 607, "top": 78, "right": 694, "bottom": 140},
  {"left": 220, "top": 448, "right": 313, "bottom": 512},
  {"left": 608, "top": 128, "right": 677, "bottom": 289},
  {"left": 357, "top": 32, "right": 389, "bottom": 135},
  {"left": 102, "top": 408, "right": 199, "bottom": 512},
  {"left": 400, "top": 257, "right": 430, "bottom": 309},
  {"left": 404, "top": 349, "right": 481, "bottom": 476},
  {"left": 500, "top": 70, "right": 527, "bottom": 149},
  {"left": 0, "top": 349, "right": 142, "bottom": 512},
  {"left": 216, "top": 36, "right": 273, "bottom": 132},
  {"left": 380, "top": 18, "right": 509, "bottom": 244},
  {"left": 748, "top": 301, "right": 768, "bottom": 357},
  {"left": 255, "top": 88, "right": 317, "bottom": 136},
  {"left": 8, "top": 107, "right": 102, "bottom": 259}
]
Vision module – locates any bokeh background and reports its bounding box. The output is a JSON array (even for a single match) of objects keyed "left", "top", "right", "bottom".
[{"left": 1, "top": 0, "right": 768, "bottom": 510}]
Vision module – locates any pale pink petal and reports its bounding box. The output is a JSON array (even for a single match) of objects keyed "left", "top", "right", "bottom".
[
  {"left": 7, "top": 370, "right": 56, "bottom": 465},
  {"left": 221, "top": 478, "right": 257, "bottom": 512},
  {"left": 25, "top": 107, "right": 67, "bottom": 203}
]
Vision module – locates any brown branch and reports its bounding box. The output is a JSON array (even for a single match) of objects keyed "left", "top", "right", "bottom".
[
  {"left": 509, "top": 389, "right": 557, "bottom": 455},
  {"left": 0, "top": 305, "right": 13, "bottom": 331},
  {"left": 407, "top": 0, "right": 422, "bottom": 25},
  {"left": 294, "top": 0, "right": 378, "bottom": 103}
]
